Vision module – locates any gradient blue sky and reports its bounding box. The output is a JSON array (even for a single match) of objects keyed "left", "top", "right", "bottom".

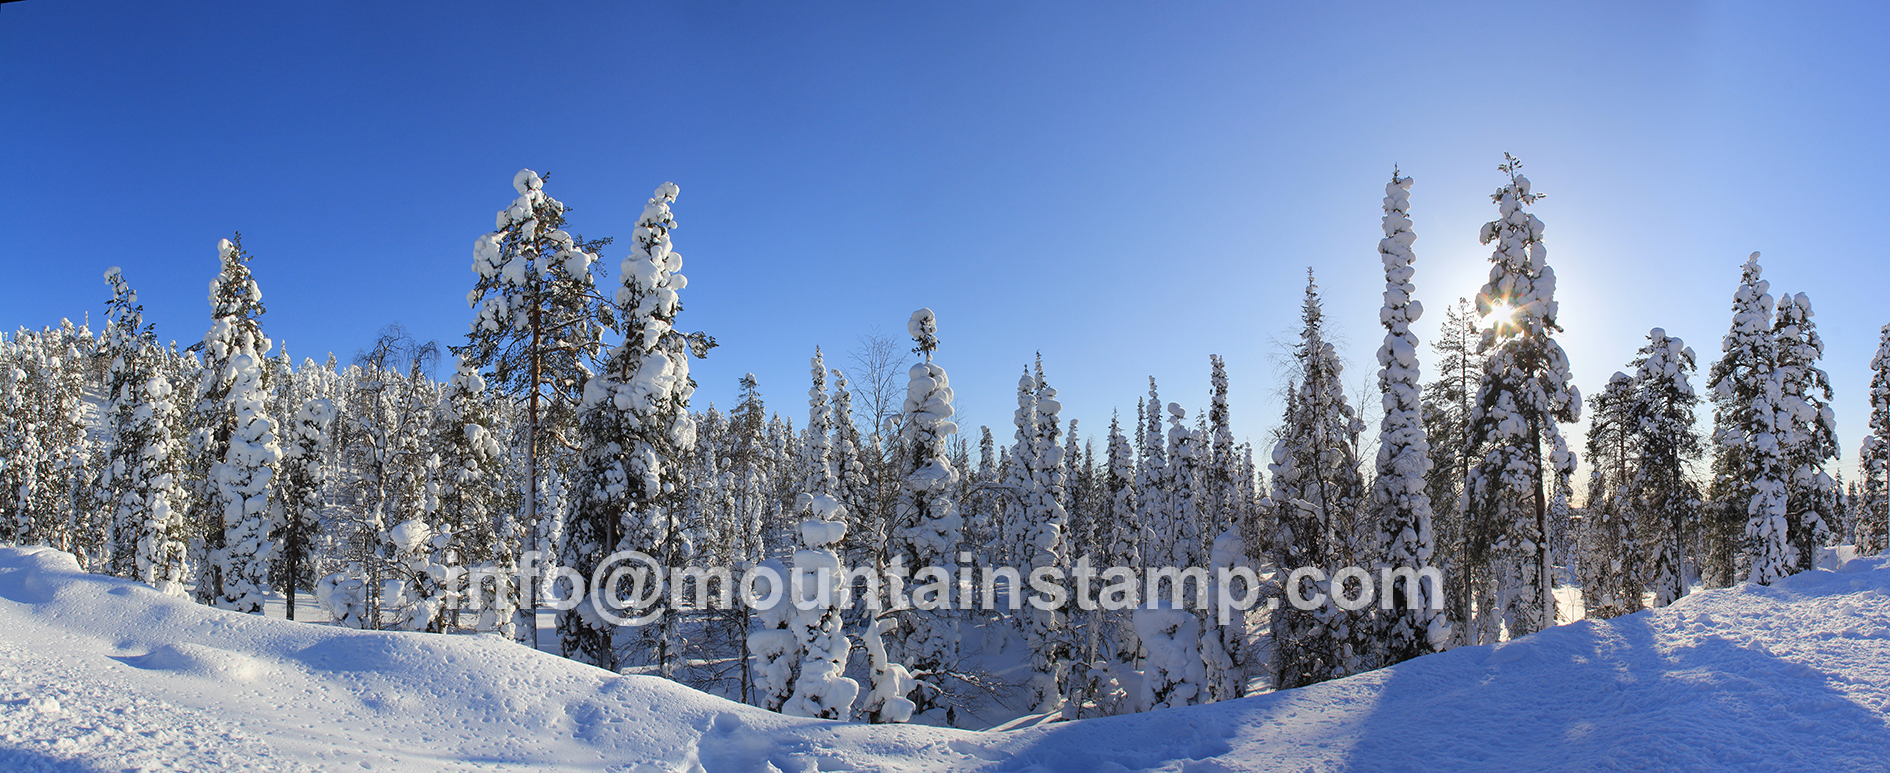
[{"left": 4, "top": 2, "right": 1886, "bottom": 483}]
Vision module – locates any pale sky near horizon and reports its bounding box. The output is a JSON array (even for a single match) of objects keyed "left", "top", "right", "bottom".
[{"left": 4, "top": 1, "right": 1887, "bottom": 487}]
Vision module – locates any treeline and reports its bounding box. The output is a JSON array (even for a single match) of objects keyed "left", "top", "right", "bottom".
[{"left": 1, "top": 158, "right": 1886, "bottom": 726}]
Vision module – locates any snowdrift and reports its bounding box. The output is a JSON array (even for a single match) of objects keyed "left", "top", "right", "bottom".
[{"left": 2, "top": 545, "right": 1887, "bottom": 772}]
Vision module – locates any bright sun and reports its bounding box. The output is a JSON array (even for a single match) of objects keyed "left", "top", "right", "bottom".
[{"left": 1483, "top": 301, "right": 1518, "bottom": 328}]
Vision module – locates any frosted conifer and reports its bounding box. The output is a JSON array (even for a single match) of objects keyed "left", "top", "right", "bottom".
[
  {"left": 886, "top": 308, "right": 961, "bottom": 718},
  {"left": 1370, "top": 172, "right": 1448, "bottom": 661},
  {"left": 1771, "top": 292, "right": 1838, "bottom": 574},
  {"left": 563, "top": 182, "right": 709, "bottom": 671},
  {"left": 1462, "top": 156, "right": 1579, "bottom": 638},
  {"left": 1706, "top": 253, "right": 1778, "bottom": 586},
  {"left": 1270, "top": 271, "right": 1367, "bottom": 687},
  {"left": 1630, "top": 329, "right": 1701, "bottom": 607},
  {"left": 1858, "top": 324, "right": 1890, "bottom": 555}
]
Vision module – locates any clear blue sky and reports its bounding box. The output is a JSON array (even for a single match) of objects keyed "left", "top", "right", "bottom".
[{"left": 4, "top": 1, "right": 1887, "bottom": 483}]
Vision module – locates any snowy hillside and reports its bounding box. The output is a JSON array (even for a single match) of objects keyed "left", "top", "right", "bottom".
[{"left": 3, "top": 546, "right": 1887, "bottom": 772}]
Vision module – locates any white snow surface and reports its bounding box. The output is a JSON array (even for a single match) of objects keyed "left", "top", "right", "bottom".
[{"left": 4, "top": 544, "right": 1890, "bottom": 771}]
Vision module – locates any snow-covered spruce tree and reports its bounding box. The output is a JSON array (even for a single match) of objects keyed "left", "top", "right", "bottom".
[
  {"left": 214, "top": 348, "right": 283, "bottom": 613},
  {"left": 782, "top": 348, "right": 860, "bottom": 720},
  {"left": 728, "top": 374, "right": 773, "bottom": 566},
  {"left": 563, "top": 182, "right": 710, "bottom": 672},
  {"left": 1136, "top": 379, "right": 1169, "bottom": 568},
  {"left": 1201, "top": 524, "right": 1251, "bottom": 704},
  {"left": 186, "top": 236, "right": 272, "bottom": 603},
  {"left": 434, "top": 355, "right": 511, "bottom": 632},
  {"left": 766, "top": 413, "right": 801, "bottom": 558},
  {"left": 829, "top": 368, "right": 872, "bottom": 566},
  {"left": 1705, "top": 253, "right": 1777, "bottom": 587},
  {"left": 1371, "top": 172, "right": 1449, "bottom": 662},
  {"left": 1020, "top": 360, "right": 1071, "bottom": 714},
  {"left": 1164, "top": 402, "right": 1206, "bottom": 572},
  {"left": 783, "top": 500, "right": 858, "bottom": 719},
  {"left": 1462, "top": 155, "right": 1579, "bottom": 640},
  {"left": 185, "top": 236, "right": 283, "bottom": 612},
  {"left": 461, "top": 169, "right": 611, "bottom": 604},
  {"left": 999, "top": 366, "right": 1041, "bottom": 571},
  {"left": 1581, "top": 373, "right": 1640, "bottom": 620},
  {"left": 1207, "top": 355, "right": 1240, "bottom": 543},
  {"left": 1100, "top": 413, "right": 1140, "bottom": 661},
  {"left": 275, "top": 397, "right": 334, "bottom": 620},
  {"left": 1858, "top": 324, "right": 1890, "bottom": 556},
  {"left": 1064, "top": 421, "right": 1089, "bottom": 556},
  {"left": 1771, "top": 292, "right": 1838, "bottom": 574},
  {"left": 101, "top": 269, "right": 163, "bottom": 576},
  {"left": 1422, "top": 297, "right": 1484, "bottom": 644},
  {"left": 797, "top": 349, "right": 835, "bottom": 520},
  {"left": 1629, "top": 329, "right": 1701, "bottom": 607},
  {"left": 98, "top": 270, "right": 191, "bottom": 592},
  {"left": 1270, "top": 271, "right": 1368, "bottom": 687},
  {"left": 886, "top": 308, "right": 961, "bottom": 719},
  {"left": 1063, "top": 420, "right": 1103, "bottom": 714}
]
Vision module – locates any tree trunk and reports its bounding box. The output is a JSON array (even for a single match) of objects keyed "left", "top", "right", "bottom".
[
  {"left": 1532, "top": 430, "right": 1553, "bottom": 633},
  {"left": 526, "top": 301, "right": 542, "bottom": 651}
]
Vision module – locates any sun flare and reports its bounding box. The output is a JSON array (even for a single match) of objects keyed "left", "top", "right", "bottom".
[{"left": 1483, "top": 301, "right": 1518, "bottom": 328}]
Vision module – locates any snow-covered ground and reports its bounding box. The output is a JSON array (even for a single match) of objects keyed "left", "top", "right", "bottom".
[{"left": 2, "top": 545, "right": 1887, "bottom": 772}]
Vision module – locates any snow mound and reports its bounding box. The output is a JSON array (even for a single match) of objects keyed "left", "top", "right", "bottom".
[
  {"left": 2, "top": 543, "right": 1889, "bottom": 771},
  {"left": 115, "top": 642, "right": 275, "bottom": 682}
]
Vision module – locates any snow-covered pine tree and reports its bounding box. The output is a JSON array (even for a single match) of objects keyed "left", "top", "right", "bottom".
[
  {"left": 1858, "top": 324, "right": 1890, "bottom": 556},
  {"left": 1771, "top": 292, "right": 1838, "bottom": 574},
  {"left": 1580, "top": 373, "right": 1640, "bottom": 620},
  {"left": 1062, "top": 419, "right": 1101, "bottom": 715},
  {"left": 1705, "top": 253, "right": 1777, "bottom": 587},
  {"left": 1462, "top": 155, "right": 1579, "bottom": 639},
  {"left": 1629, "top": 329, "right": 1701, "bottom": 607},
  {"left": 1371, "top": 172, "right": 1449, "bottom": 662},
  {"left": 461, "top": 169, "right": 612, "bottom": 605},
  {"left": 887, "top": 308, "right": 961, "bottom": 719},
  {"left": 1201, "top": 524, "right": 1250, "bottom": 704},
  {"left": 563, "top": 182, "right": 709, "bottom": 672},
  {"left": 1270, "top": 271, "right": 1368, "bottom": 687},
  {"left": 0, "top": 339, "right": 28, "bottom": 545},
  {"left": 1063, "top": 420, "right": 1088, "bottom": 557}
]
